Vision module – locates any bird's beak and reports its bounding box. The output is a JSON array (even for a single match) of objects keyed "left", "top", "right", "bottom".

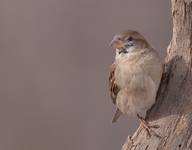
[
  {"left": 110, "top": 39, "right": 125, "bottom": 49},
  {"left": 110, "top": 39, "right": 116, "bottom": 47}
]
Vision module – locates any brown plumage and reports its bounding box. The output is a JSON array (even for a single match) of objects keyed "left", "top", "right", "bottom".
[
  {"left": 108, "top": 63, "right": 122, "bottom": 123},
  {"left": 108, "top": 30, "right": 163, "bottom": 137},
  {"left": 109, "top": 63, "right": 119, "bottom": 104}
]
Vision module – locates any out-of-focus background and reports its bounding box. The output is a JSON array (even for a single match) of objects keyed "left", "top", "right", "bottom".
[{"left": 0, "top": 0, "right": 171, "bottom": 150}]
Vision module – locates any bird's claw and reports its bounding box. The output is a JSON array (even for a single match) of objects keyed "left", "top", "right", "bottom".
[{"left": 137, "top": 114, "right": 161, "bottom": 138}]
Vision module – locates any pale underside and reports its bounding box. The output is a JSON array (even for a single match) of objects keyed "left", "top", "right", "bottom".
[{"left": 113, "top": 48, "right": 162, "bottom": 116}]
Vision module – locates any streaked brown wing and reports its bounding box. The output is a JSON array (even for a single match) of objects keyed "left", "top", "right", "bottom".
[
  {"left": 108, "top": 63, "right": 120, "bottom": 104},
  {"left": 109, "top": 63, "right": 122, "bottom": 122}
]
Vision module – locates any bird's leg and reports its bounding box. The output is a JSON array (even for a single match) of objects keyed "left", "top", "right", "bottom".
[{"left": 137, "top": 114, "right": 161, "bottom": 138}]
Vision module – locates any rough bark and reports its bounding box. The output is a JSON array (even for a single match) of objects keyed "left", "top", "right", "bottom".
[{"left": 122, "top": 0, "right": 192, "bottom": 149}]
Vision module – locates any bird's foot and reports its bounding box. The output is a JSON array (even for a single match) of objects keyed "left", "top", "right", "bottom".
[{"left": 137, "top": 114, "right": 161, "bottom": 138}]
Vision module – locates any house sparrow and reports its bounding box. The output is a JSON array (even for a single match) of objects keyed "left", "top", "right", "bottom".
[{"left": 109, "top": 30, "right": 162, "bottom": 137}]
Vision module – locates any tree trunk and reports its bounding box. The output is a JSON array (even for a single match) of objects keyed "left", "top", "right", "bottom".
[{"left": 122, "top": 0, "right": 192, "bottom": 149}]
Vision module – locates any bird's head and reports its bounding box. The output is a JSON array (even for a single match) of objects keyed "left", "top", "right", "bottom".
[{"left": 110, "top": 30, "right": 150, "bottom": 57}]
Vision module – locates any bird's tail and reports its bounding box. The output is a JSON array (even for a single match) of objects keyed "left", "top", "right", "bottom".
[{"left": 112, "top": 108, "right": 122, "bottom": 123}]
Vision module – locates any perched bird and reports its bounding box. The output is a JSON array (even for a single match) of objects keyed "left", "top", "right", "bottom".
[{"left": 109, "top": 30, "right": 162, "bottom": 137}]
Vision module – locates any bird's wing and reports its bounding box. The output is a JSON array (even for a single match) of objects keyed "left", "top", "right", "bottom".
[
  {"left": 108, "top": 63, "right": 120, "bottom": 104},
  {"left": 109, "top": 63, "right": 122, "bottom": 122}
]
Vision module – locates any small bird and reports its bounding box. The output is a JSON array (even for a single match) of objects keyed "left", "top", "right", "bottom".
[{"left": 109, "top": 30, "right": 162, "bottom": 137}]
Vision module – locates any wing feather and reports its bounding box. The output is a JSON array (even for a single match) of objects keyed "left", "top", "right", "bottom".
[
  {"left": 108, "top": 63, "right": 120, "bottom": 104},
  {"left": 108, "top": 63, "right": 123, "bottom": 122}
]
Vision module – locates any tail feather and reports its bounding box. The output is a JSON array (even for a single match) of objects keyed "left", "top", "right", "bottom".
[{"left": 112, "top": 108, "right": 122, "bottom": 123}]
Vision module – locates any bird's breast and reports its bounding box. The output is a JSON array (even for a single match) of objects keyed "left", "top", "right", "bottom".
[
  {"left": 114, "top": 50, "right": 162, "bottom": 91},
  {"left": 115, "top": 56, "right": 139, "bottom": 88}
]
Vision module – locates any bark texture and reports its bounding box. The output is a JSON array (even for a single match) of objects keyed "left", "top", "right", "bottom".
[{"left": 122, "top": 0, "right": 192, "bottom": 149}]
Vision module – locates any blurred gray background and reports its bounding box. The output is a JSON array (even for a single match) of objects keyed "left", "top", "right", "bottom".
[{"left": 0, "top": 0, "right": 171, "bottom": 150}]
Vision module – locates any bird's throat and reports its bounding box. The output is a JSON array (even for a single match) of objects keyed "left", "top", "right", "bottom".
[{"left": 118, "top": 48, "right": 128, "bottom": 54}]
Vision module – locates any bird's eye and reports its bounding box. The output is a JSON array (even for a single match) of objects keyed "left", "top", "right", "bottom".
[
  {"left": 117, "top": 37, "right": 121, "bottom": 40},
  {"left": 127, "top": 36, "right": 133, "bottom": 41}
]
